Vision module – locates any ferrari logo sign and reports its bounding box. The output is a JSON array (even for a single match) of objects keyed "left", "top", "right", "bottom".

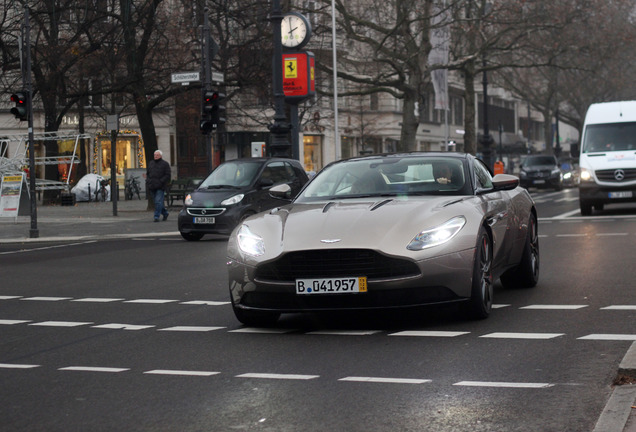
[
  {"left": 282, "top": 51, "right": 316, "bottom": 103},
  {"left": 284, "top": 58, "right": 298, "bottom": 79}
]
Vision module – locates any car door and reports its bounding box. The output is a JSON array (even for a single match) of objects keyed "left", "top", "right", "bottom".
[{"left": 255, "top": 161, "right": 300, "bottom": 212}]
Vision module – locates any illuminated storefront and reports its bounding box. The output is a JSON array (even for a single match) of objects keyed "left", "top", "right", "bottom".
[
  {"left": 93, "top": 131, "right": 145, "bottom": 187},
  {"left": 303, "top": 135, "right": 322, "bottom": 173}
]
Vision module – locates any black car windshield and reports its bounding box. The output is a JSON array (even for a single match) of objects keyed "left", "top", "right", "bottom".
[
  {"left": 524, "top": 156, "right": 556, "bottom": 166},
  {"left": 582, "top": 122, "right": 636, "bottom": 153},
  {"left": 200, "top": 161, "right": 262, "bottom": 188},
  {"left": 296, "top": 156, "right": 469, "bottom": 202}
]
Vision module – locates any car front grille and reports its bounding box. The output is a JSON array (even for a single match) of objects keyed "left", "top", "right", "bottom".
[
  {"left": 254, "top": 249, "right": 420, "bottom": 282},
  {"left": 595, "top": 168, "right": 636, "bottom": 182},
  {"left": 187, "top": 207, "right": 226, "bottom": 216}
]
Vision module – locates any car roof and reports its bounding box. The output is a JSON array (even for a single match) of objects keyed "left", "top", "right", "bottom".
[{"left": 338, "top": 152, "right": 472, "bottom": 164}]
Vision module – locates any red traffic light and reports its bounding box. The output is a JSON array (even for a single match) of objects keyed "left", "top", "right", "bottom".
[{"left": 10, "top": 91, "right": 27, "bottom": 121}]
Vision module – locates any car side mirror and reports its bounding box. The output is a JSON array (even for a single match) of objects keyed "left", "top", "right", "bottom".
[
  {"left": 492, "top": 174, "right": 520, "bottom": 191},
  {"left": 269, "top": 183, "right": 292, "bottom": 200}
]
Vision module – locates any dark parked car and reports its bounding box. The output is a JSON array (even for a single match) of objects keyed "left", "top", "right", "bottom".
[
  {"left": 519, "top": 155, "right": 563, "bottom": 191},
  {"left": 178, "top": 158, "right": 309, "bottom": 240}
]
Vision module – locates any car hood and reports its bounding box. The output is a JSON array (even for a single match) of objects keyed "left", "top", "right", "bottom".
[
  {"left": 188, "top": 188, "right": 246, "bottom": 207},
  {"left": 522, "top": 164, "right": 556, "bottom": 172},
  {"left": 231, "top": 196, "right": 482, "bottom": 261}
]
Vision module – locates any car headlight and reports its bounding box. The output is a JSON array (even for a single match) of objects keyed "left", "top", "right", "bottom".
[
  {"left": 563, "top": 172, "right": 572, "bottom": 180},
  {"left": 580, "top": 168, "right": 594, "bottom": 182},
  {"left": 221, "top": 194, "right": 245, "bottom": 206},
  {"left": 237, "top": 225, "right": 264, "bottom": 256},
  {"left": 407, "top": 216, "right": 466, "bottom": 251},
  {"left": 185, "top": 194, "right": 193, "bottom": 206}
]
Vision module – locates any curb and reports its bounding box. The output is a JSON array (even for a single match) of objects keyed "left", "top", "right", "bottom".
[
  {"left": 594, "top": 341, "right": 636, "bottom": 432},
  {"left": 0, "top": 231, "right": 182, "bottom": 244}
]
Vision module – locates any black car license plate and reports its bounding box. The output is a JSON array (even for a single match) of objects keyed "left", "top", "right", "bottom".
[{"left": 193, "top": 216, "right": 215, "bottom": 224}]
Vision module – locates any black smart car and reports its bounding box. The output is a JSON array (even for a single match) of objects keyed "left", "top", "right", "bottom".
[{"left": 177, "top": 158, "right": 309, "bottom": 240}]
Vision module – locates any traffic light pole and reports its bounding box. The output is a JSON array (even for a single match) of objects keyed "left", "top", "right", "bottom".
[{"left": 22, "top": 6, "right": 38, "bottom": 238}]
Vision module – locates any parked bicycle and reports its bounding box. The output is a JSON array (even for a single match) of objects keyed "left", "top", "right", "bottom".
[
  {"left": 125, "top": 175, "right": 141, "bottom": 200},
  {"left": 94, "top": 178, "right": 110, "bottom": 202}
]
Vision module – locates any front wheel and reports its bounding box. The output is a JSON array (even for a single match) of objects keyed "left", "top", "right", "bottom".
[{"left": 466, "top": 227, "right": 493, "bottom": 320}]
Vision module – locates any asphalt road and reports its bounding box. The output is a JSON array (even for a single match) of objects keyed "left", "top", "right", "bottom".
[{"left": 1, "top": 189, "right": 635, "bottom": 431}]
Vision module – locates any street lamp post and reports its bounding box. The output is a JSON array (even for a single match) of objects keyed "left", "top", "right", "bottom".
[
  {"left": 480, "top": 57, "right": 494, "bottom": 171},
  {"left": 268, "top": 0, "right": 292, "bottom": 157}
]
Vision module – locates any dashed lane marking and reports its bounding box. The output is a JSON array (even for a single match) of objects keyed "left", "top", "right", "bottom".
[
  {"left": 338, "top": 376, "right": 431, "bottom": 384},
  {"left": 577, "top": 334, "right": 636, "bottom": 341},
  {"left": 307, "top": 330, "right": 381, "bottom": 336},
  {"left": 29, "top": 321, "right": 93, "bottom": 327},
  {"left": 229, "top": 327, "right": 297, "bottom": 334},
  {"left": 389, "top": 330, "right": 470, "bottom": 337},
  {"left": 73, "top": 298, "right": 125, "bottom": 303},
  {"left": 480, "top": 332, "right": 565, "bottom": 339},
  {"left": 0, "top": 319, "right": 31, "bottom": 325},
  {"left": 236, "top": 373, "right": 320, "bottom": 380},
  {"left": 158, "top": 326, "right": 225, "bottom": 332},
  {"left": 0, "top": 363, "right": 40, "bottom": 369},
  {"left": 92, "top": 323, "right": 156, "bottom": 331},
  {"left": 59, "top": 366, "right": 129, "bottom": 373},
  {"left": 144, "top": 369, "right": 220, "bottom": 376},
  {"left": 520, "top": 305, "right": 588, "bottom": 310},
  {"left": 21, "top": 297, "right": 72, "bottom": 302},
  {"left": 179, "top": 300, "right": 230, "bottom": 306},
  {"left": 453, "top": 381, "right": 554, "bottom": 389},
  {"left": 123, "top": 299, "right": 178, "bottom": 304},
  {"left": 602, "top": 305, "right": 636, "bottom": 310}
]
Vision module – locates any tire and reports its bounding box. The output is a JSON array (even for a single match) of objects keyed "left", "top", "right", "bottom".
[
  {"left": 501, "top": 213, "right": 540, "bottom": 289},
  {"left": 467, "top": 227, "right": 494, "bottom": 320},
  {"left": 232, "top": 304, "right": 280, "bottom": 327},
  {"left": 180, "top": 232, "right": 204, "bottom": 241},
  {"left": 580, "top": 200, "right": 592, "bottom": 216}
]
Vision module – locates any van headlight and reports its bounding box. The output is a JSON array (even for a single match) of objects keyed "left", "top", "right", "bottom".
[{"left": 580, "top": 169, "right": 593, "bottom": 182}]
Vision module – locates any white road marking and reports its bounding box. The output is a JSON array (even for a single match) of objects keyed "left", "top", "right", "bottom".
[
  {"left": 578, "top": 334, "right": 636, "bottom": 341},
  {"left": 236, "top": 373, "right": 319, "bottom": 380},
  {"left": 179, "top": 300, "right": 230, "bottom": 306},
  {"left": 0, "top": 241, "right": 97, "bottom": 255},
  {"left": 92, "top": 323, "right": 155, "bottom": 331},
  {"left": 520, "top": 305, "right": 588, "bottom": 310},
  {"left": 0, "top": 319, "right": 31, "bottom": 325},
  {"left": 601, "top": 305, "right": 636, "bottom": 310},
  {"left": 59, "top": 366, "right": 129, "bottom": 373},
  {"left": 73, "top": 298, "right": 125, "bottom": 303},
  {"left": 21, "top": 296, "right": 72, "bottom": 302},
  {"left": 124, "top": 299, "right": 178, "bottom": 304},
  {"left": 389, "top": 330, "right": 470, "bottom": 337},
  {"left": 307, "top": 330, "right": 381, "bottom": 336},
  {"left": 144, "top": 369, "right": 220, "bottom": 376},
  {"left": 0, "top": 296, "right": 21, "bottom": 300},
  {"left": 454, "top": 381, "right": 554, "bottom": 388},
  {"left": 229, "top": 327, "right": 297, "bottom": 334},
  {"left": 158, "top": 326, "right": 225, "bottom": 332},
  {"left": 596, "top": 232, "right": 628, "bottom": 236},
  {"left": 338, "top": 376, "right": 430, "bottom": 384},
  {"left": 556, "top": 234, "right": 587, "bottom": 237},
  {"left": 480, "top": 332, "right": 564, "bottom": 339},
  {"left": 0, "top": 363, "right": 40, "bottom": 369},
  {"left": 29, "top": 321, "right": 93, "bottom": 327},
  {"left": 492, "top": 304, "right": 510, "bottom": 309}
]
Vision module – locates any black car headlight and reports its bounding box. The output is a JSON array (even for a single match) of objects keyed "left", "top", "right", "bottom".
[
  {"left": 407, "top": 216, "right": 466, "bottom": 251},
  {"left": 221, "top": 194, "right": 245, "bottom": 206},
  {"left": 185, "top": 194, "right": 193, "bottom": 206}
]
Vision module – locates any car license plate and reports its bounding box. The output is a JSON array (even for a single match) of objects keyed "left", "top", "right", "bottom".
[
  {"left": 193, "top": 217, "right": 215, "bottom": 224},
  {"left": 296, "top": 277, "right": 367, "bottom": 295},
  {"left": 533, "top": 179, "right": 545, "bottom": 184},
  {"left": 609, "top": 191, "right": 632, "bottom": 199}
]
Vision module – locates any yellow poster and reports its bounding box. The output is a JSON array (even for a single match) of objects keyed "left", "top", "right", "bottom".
[
  {"left": 284, "top": 58, "right": 298, "bottom": 79},
  {"left": 0, "top": 173, "right": 25, "bottom": 218}
]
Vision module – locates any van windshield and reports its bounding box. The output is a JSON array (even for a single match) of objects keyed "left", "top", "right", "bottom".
[{"left": 582, "top": 122, "right": 636, "bottom": 153}]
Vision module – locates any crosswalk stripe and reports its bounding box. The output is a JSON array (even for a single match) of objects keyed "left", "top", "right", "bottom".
[
  {"left": 338, "top": 376, "right": 430, "bottom": 384},
  {"left": 236, "top": 373, "right": 319, "bottom": 380},
  {"left": 520, "top": 305, "right": 588, "bottom": 310},
  {"left": 59, "top": 366, "right": 129, "bottom": 373},
  {"left": 29, "top": 321, "right": 92, "bottom": 327},
  {"left": 578, "top": 334, "right": 636, "bottom": 341},
  {"left": 454, "top": 381, "right": 554, "bottom": 388},
  {"left": 144, "top": 369, "right": 220, "bottom": 376},
  {"left": 92, "top": 323, "right": 155, "bottom": 331},
  {"left": 0, "top": 363, "right": 40, "bottom": 369},
  {"left": 480, "top": 332, "right": 565, "bottom": 339},
  {"left": 389, "top": 330, "right": 470, "bottom": 337},
  {"left": 158, "top": 326, "right": 225, "bottom": 332}
]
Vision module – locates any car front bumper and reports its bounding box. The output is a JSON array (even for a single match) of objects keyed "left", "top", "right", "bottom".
[
  {"left": 579, "top": 182, "right": 636, "bottom": 204},
  {"left": 228, "top": 248, "right": 475, "bottom": 313}
]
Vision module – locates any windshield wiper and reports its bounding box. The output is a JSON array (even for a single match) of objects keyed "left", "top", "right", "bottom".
[{"left": 206, "top": 184, "right": 241, "bottom": 189}]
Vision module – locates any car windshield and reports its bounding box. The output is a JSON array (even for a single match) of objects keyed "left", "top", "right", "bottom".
[
  {"left": 524, "top": 156, "right": 556, "bottom": 166},
  {"left": 296, "top": 156, "right": 468, "bottom": 202},
  {"left": 582, "top": 122, "right": 636, "bottom": 153},
  {"left": 200, "top": 161, "right": 262, "bottom": 188}
]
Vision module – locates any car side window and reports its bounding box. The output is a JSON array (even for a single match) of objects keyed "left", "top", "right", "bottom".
[
  {"left": 474, "top": 160, "right": 493, "bottom": 189},
  {"left": 262, "top": 161, "right": 296, "bottom": 185}
]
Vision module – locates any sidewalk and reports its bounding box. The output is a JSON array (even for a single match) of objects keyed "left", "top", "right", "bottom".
[{"left": 0, "top": 197, "right": 180, "bottom": 243}]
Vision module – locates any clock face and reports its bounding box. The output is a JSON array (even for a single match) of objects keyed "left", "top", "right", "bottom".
[{"left": 281, "top": 13, "right": 310, "bottom": 48}]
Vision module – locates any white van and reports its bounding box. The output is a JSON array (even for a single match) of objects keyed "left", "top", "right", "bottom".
[{"left": 579, "top": 101, "right": 636, "bottom": 215}]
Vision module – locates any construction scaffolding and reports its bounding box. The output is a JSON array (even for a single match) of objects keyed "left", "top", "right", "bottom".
[{"left": 0, "top": 131, "right": 91, "bottom": 192}]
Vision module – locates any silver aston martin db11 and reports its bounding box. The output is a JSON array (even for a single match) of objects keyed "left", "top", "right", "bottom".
[{"left": 227, "top": 152, "right": 539, "bottom": 326}]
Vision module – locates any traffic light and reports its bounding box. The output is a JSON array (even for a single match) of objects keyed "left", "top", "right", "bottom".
[
  {"left": 10, "top": 91, "right": 27, "bottom": 121},
  {"left": 200, "top": 91, "right": 226, "bottom": 134}
]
